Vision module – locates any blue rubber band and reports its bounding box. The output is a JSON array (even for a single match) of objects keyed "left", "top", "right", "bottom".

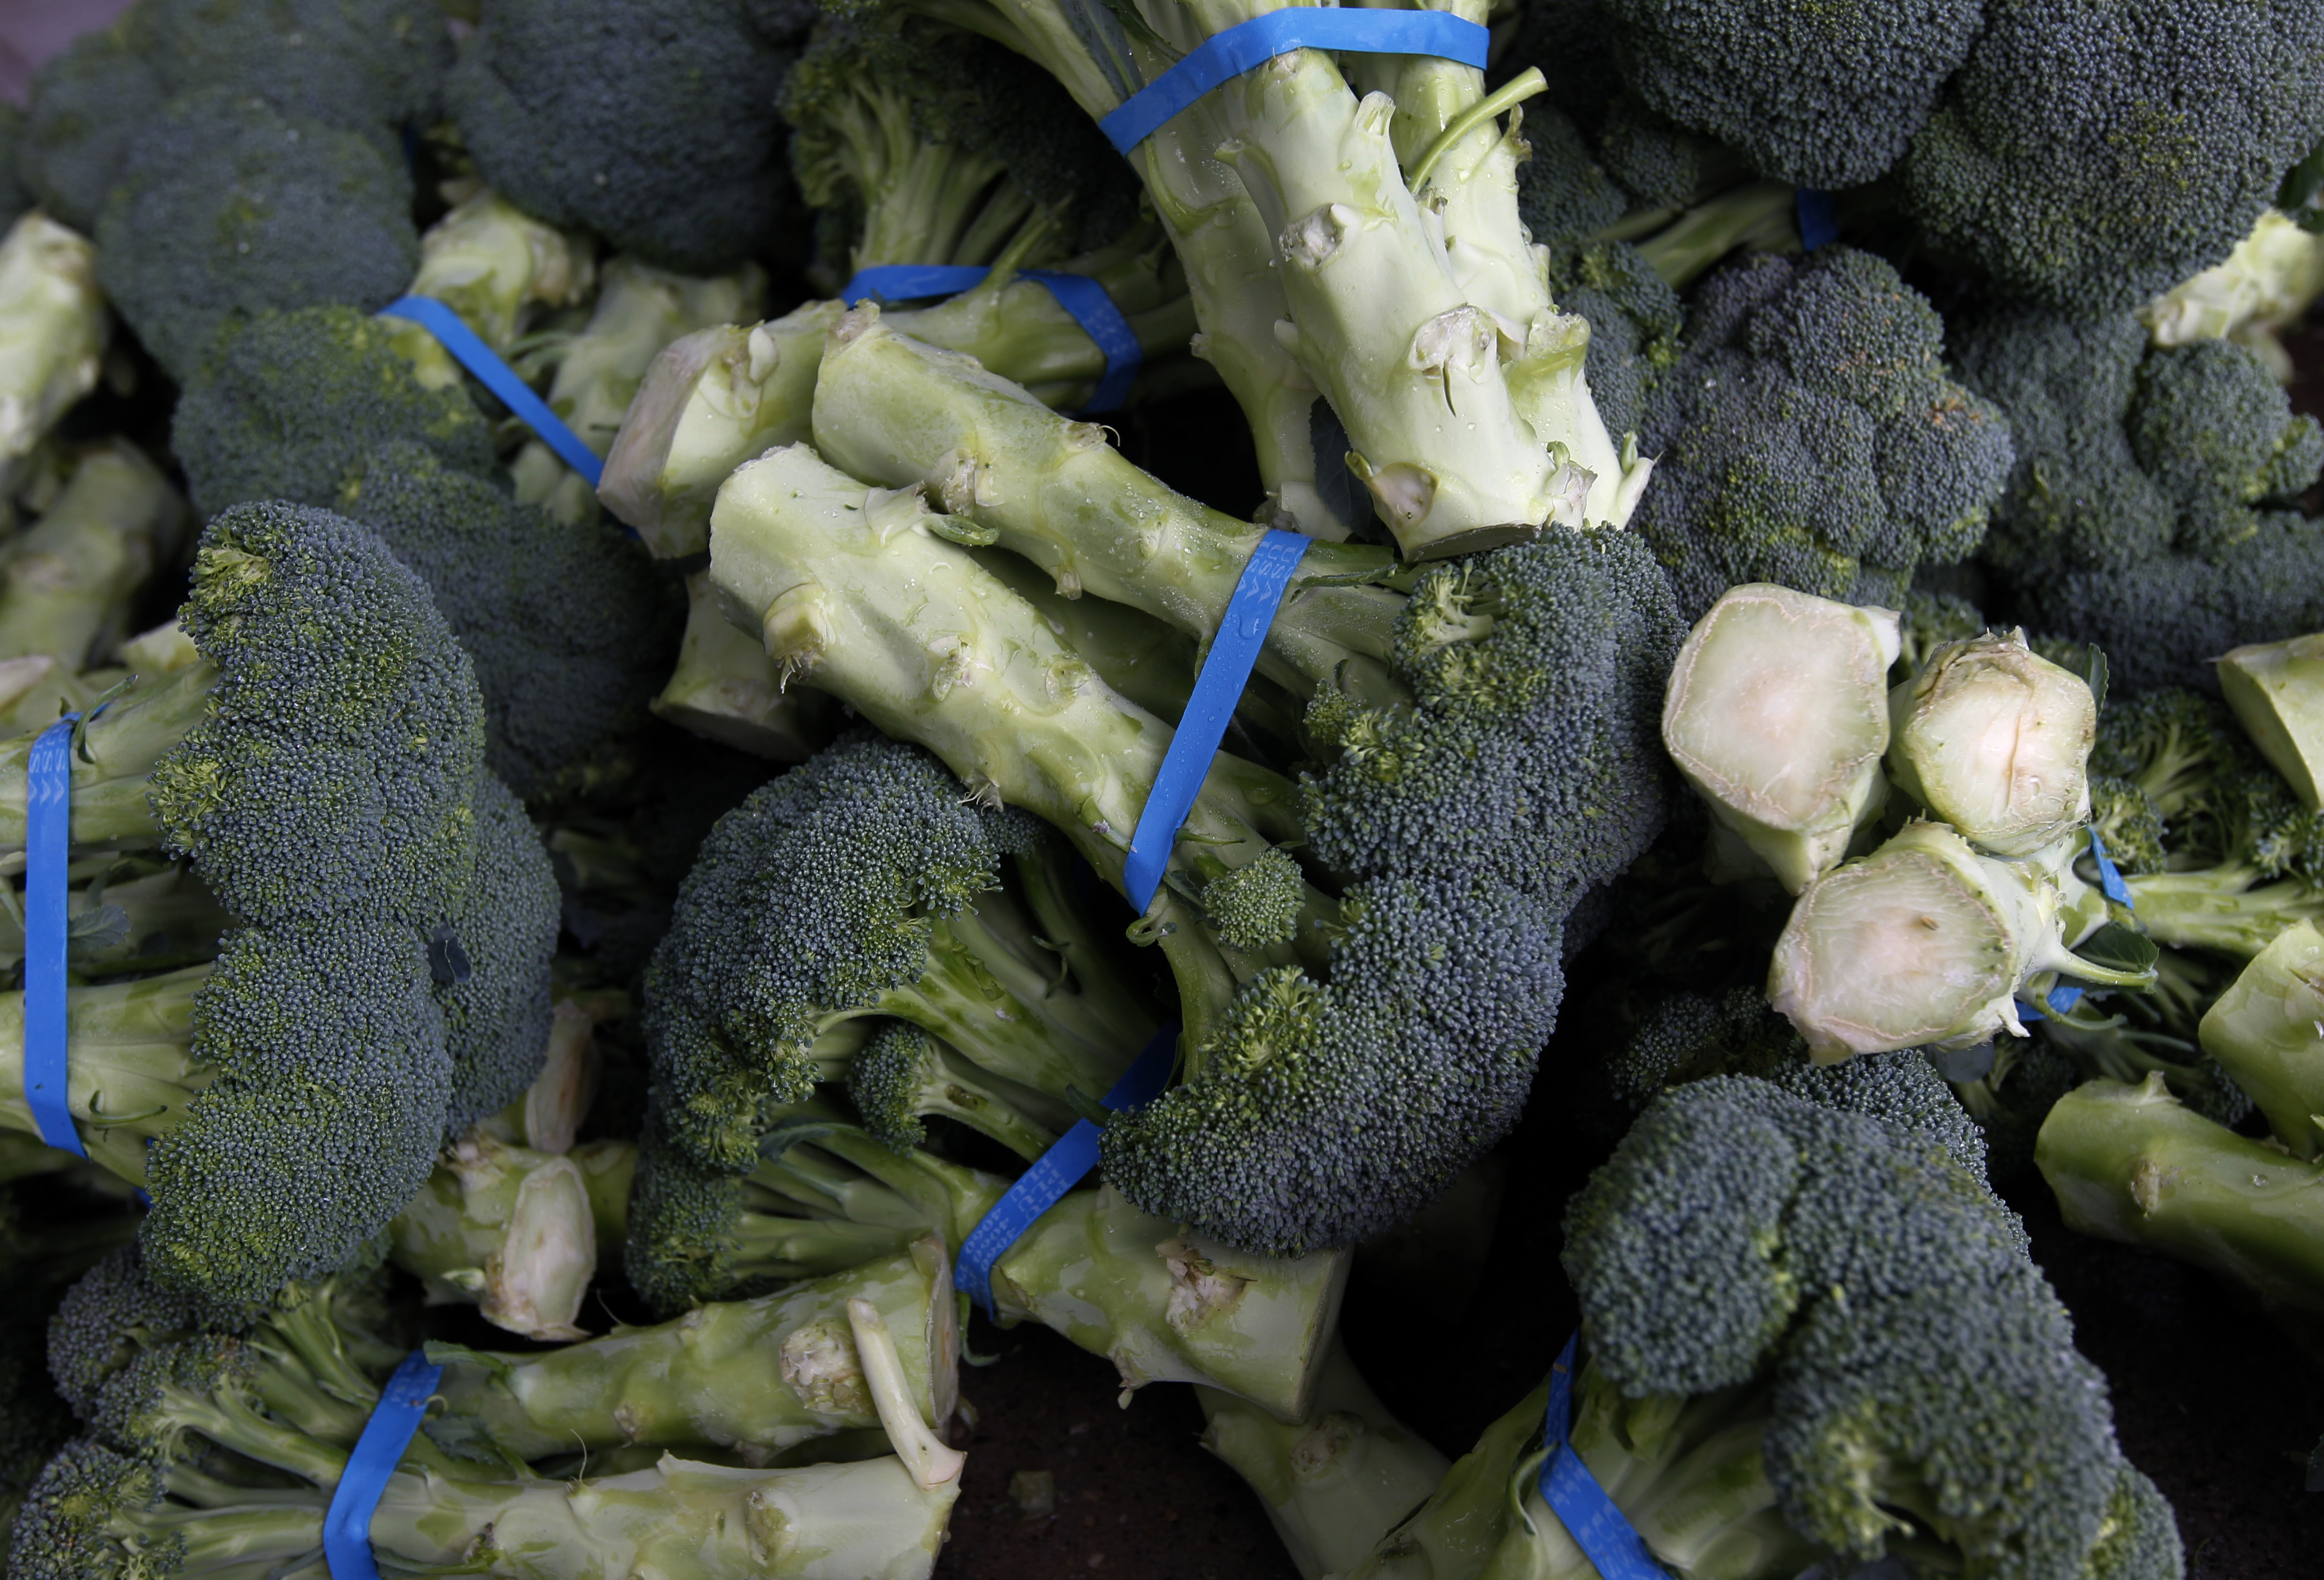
[
  {"left": 840, "top": 266, "right": 1144, "bottom": 413},
  {"left": 1540, "top": 1334, "right": 1672, "bottom": 1580},
  {"left": 23, "top": 714, "right": 81, "bottom": 1157},
  {"left": 1796, "top": 188, "right": 1839, "bottom": 251},
  {"left": 1121, "top": 530, "right": 1310, "bottom": 912},
  {"left": 953, "top": 1026, "right": 1178, "bottom": 1317},
  {"left": 322, "top": 1351, "right": 443, "bottom": 1580},
  {"left": 377, "top": 296, "right": 604, "bottom": 486},
  {"left": 1098, "top": 9, "right": 1491, "bottom": 154},
  {"left": 2086, "top": 825, "right": 2134, "bottom": 908},
  {"left": 2015, "top": 984, "right": 2084, "bottom": 1024}
]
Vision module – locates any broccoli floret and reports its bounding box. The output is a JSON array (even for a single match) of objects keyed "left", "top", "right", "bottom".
[
  {"left": 2128, "top": 340, "right": 2324, "bottom": 534},
  {"left": 170, "top": 306, "right": 495, "bottom": 517},
  {"left": 139, "top": 0, "right": 450, "bottom": 153},
  {"left": 1903, "top": 0, "right": 2324, "bottom": 314},
  {"left": 0, "top": 502, "right": 556, "bottom": 1319},
  {"left": 93, "top": 89, "right": 419, "bottom": 379},
  {"left": 643, "top": 730, "right": 1157, "bottom": 1173},
  {"left": 1634, "top": 247, "right": 2015, "bottom": 619},
  {"left": 1951, "top": 1035, "right": 2083, "bottom": 1182},
  {"left": 445, "top": 0, "right": 816, "bottom": 273},
  {"left": 2088, "top": 777, "right": 2168, "bottom": 876},
  {"left": 1559, "top": 1076, "right": 2175, "bottom": 1577},
  {"left": 1602, "top": 0, "right": 1982, "bottom": 188},
  {"left": 783, "top": 14, "right": 1138, "bottom": 272},
  {"left": 15, "top": 18, "right": 163, "bottom": 232},
  {"left": 1540, "top": 239, "right": 1684, "bottom": 450},
  {"left": 341, "top": 443, "right": 685, "bottom": 799},
  {"left": 844, "top": 1019, "right": 1061, "bottom": 1161},
  {"left": 1512, "top": 106, "right": 1632, "bottom": 248}
]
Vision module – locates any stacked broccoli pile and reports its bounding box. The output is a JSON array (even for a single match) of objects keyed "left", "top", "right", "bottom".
[{"left": 4, "top": 0, "right": 2324, "bottom": 1570}]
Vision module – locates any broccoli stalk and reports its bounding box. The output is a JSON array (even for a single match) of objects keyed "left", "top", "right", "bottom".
[
  {"left": 1194, "top": 1340, "right": 1450, "bottom": 1579},
  {"left": 652, "top": 571, "right": 835, "bottom": 763},
  {"left": 0, "top": 858, "right": 232, "bottom": 981},
  {"left": 380, "top": 186, "right": 596, "bottom": 393},
  {"left": 508, "top": 255, "right": 767, "bottom": 526},
  {"left": 2123, "top": 865, "right": 2324, "bottom": 957},
  {"left": 625, "top": 1113, "right": 1350, "bottom": 1422},
  {"left": 386, "top": 1130, "right": 599, "bottom": 1343},
  {"left": 2038, "top": 1075, "right": 2324, "bottom": 1321},
  {"left": 0, "top": 442, "right": 185, "bottom": 668},
  {"left": 0, "top": 213, "right": 105, "bottom": 500},
  {"left": 598, "top": 224, "right": 1197, "bottom": 560},
  {"left": 2196, "top": 919, "right": 2324, "bottom": 1155},
  {"left": 0, "top": 967, "right": 213, "bottom": 1194}
]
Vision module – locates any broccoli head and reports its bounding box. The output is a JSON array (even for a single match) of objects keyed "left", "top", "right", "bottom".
[
  {"left": 1563, "top": 1075, "right": 2175, "bottom": 1577},
  {"left": 1602, "top": 0, "right": 1983, "bottom": 188},
  {"left": 1903, "top": 0, "right": 2324, "bottom": 313},
  {"left": 139, "top": 0, "right": 451, "bottom": 153},
  {"left": 1634, "top": 246, "right": 2015, "bottom": 619},
  {"left": 170, "top": 305, "right": 496, "bottom": 517},
  {"left": 93, "top": 88, "right": 419, "bottom": 379},
  {"left": 446, "top": 0, "right": 816, "bottom": 273},
  {"left": 15, "top": 17, "right": 164, "bottom": 232}
]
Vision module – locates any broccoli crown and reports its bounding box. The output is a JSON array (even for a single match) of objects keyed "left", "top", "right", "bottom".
[
  {"left": 2128, "top": 340, "right": 2324, "bottom": 540},
  {"left": 93, "top": 88, "right": 419, "bottom": 379},
  {"left": 2088, "top": 777, "right": 2168, "bottom": 877},
  {"left": 6, "top": 1438, "right": 167, "bottom": 1580},
  {"left": 15, "top": 20, "right": 164, "bottom": 232},
  {"left": 1200, "top": 846, "right": 1306, "bottom": 952},
  {"left": 1635, "top": 247, "right": 2014, "bottom": 620},
  {"left": 341, "top": 443, "right": 684, "bottom": 798},
  {"left": 1595, "top": 983, "right": 1803, "bottom": 1125},
  {"left": 171, "top": 306, "right": 496, "bottom": 518},
  {"left": 845, "top": 1020, "right": 946, "bottom": 1155},
  {"left": 45, "top": 1246, "right": 197, "bottom": 1420},
  {"left": 1954, "top": 1036, "right": 2081, "bottom": 1183},
  {"left": 140, "top": 0, "right": 451, "bottom": 150},
  {"left": 1566, "top": 1076, "right": 2158, "bottom": 1575},
  {"left": 783, "top": 13, "right": 1138, "bottom": 262},
  {"left": 620, "top": 1117, "right": 754, "bottom": 1312},
  {"left": 643, "top": 730, "right": 1037, "bottom": 1171},
  {"left": 1102, "top": 872, "right": 1564, "bottom": 1254},
  {"left": 1602, "top": 0, "right": 1981, "bottom": 188},
  {"left": 129, "top": 502, "right": 547, "bottom": 1316},
  {"left": 1512, "top": 106, "right": 1630, "bottom": 249},
  {"left": 1903, "top": 0, "right": 2324, "bottom": 314},
  {"left": 1299, "top": 528, "right": 1683, "bottom": 912},
  {"left": 2093, "top": 688, "right": 2272, "bottom": 845},
  {"left": 1594, "top": 94, "right": 1726, "bottom": 210},
  {"left": 436, "top": 773, "right": 560, "bottom": 1129},
  {"left": 1544, "top": 241, "right": 1684, "bottom": 441},
  {"left": 446, "top": 0, "right": 815, "bottom": 273}
]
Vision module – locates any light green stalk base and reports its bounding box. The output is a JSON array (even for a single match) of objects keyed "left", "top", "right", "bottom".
[
  {"left": 2217, "top": 631, "right": 2324, "bottom": 810},
  {"left": 0, "top": 658, "right": 214, "bottom": 849},
  {"left": 0, "top": 440, "right": 181, "bottom": 667},
  {"left": 1196, "top": 1340, "right": 1449, "bottom": 1579},
  {"left": 2039, "top": 1074, "right": 2324, "bottom": 1316},
  {"left": 2124, "top": 867, "right": 2324, "bottom": 957},
  {"left": 510, "top": 256, "right": 766, "bottom": 525},
  {"left": 0, "top": 859, "right": 229, "bottom": 978},
  {"left": 384, "top": 188, "right": 595, "bottom": 390},
  {"left": 2199, "top": 919, "right": 2324, "bottom": 1155},
  {"left": 0, "top": 213, "right": 106, "bottom": 478},
  {"left": 0, "top": 964, "right": 211, "bottom": 1188},
  {"left": 389, "top": 1130, "right": 597, "bottom": 1341},
  {"left": 653, "top": 571, "right": 831, "bottom": 762},
  {"left": 425, "top": 1242, "right": 956, "bottom": 1462}
]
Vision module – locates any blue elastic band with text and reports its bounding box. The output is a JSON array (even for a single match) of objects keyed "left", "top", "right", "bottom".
[
  {"left": 841, "top": 266, "right": 1142, "bottom": 413},
  {"left": 377, "top": 297, "right": 604, "bottom": 486},
  {"left": 322, "top": 1350, "right": 444, "bottom": 1580},
  {"left": 1541, "top": 1333, "right": 1672, "bottom": 1579},
  {"left": 2086, "top": 824, "right": 2134, "bottom": 908},
  {"left": 23, "top": 714, "right": 81, "bottom": 1157},
  {"left": 954, "top": 1026, "right": 1178, "bottom": 1317},
  {"left": 1122, "top": 530, "right": 1310, "bottom": 912},
  {"left": 1098, "top": 10, "right": 1491, "bottom": 154}
]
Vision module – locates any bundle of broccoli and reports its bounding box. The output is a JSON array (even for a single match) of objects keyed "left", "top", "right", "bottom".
[{"left": 0, "top": 0, "right": 2320, "bottom": 1570}]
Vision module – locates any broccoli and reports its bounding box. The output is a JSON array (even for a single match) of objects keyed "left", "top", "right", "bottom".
[
  {"left": 169, "top": 305, "right": 496, "bottom": 517},
  {"left": 134, "top": 0, "right": 450, "bottom": 156},
  {"left": 339, "top": 442, "right": 685, "bottom": 800},
  {"left": 622, "top": 1104, "right": 1349, "bottom": 1421},
  {"left": 1950, "top": 1034, "right": 2083, "bottom": 1182},
  {"left": 706, "top": 434, "right": 1659, "bottom": 1250},
  {"left": 0, "top": 442, "right": 184, "bottom": 668},
  {"left": 0, "top": 215, "right": 109, "bottom": 500},
  {"left": 1632, "top": 247, "right": 2015, "bottom": 619},
  {"left": 0, "top": 501, "right": 556, "bottom": 1319},
  {"left": 93, "top": 88, "right": 420, "bottom": 379},
  {"left": 845, "top": 1020, "right": 1061, "bottom": 1162},
  {"left": 2038, "top": 1074, "right": 2324, "bottom": 1329},
  {"left": 641, "top": 729, "right": 1158, "bottom": 1174},
  {"left": 382, "top": 186, "right": 599, "bottom": 390},
  {"left": 386, "top": 1126, "right": 602, "bottom": 1342},
  {"left": 445, "top": 0, "right": 818, "bottom": 274},
  {"left": 1601, "top": 0, "right": 1983, "bottom": 189},
  {"left": 15, "top": 17, "right": 165, "bottom": 233},
  {"left": 11, "top": 1288, "right": 963, "bottom": 1580},
  {"left": 1902, "top": 0, "right": 2324, "bottom": 315},
  {"left": 1536, "top": 1076, "right": 2175, "bottom": 1578},
  {"left": 782, "top": 14, "right": 1139, "bottom": 276}
]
